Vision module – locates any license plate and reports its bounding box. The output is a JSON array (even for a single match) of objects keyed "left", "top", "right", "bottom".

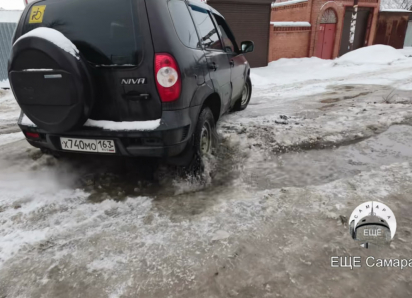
[{"left": 60, "top": 138, "right": 116, "bottom": 154}]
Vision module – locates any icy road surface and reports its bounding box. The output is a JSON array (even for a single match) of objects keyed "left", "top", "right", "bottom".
[{"left": 1, "top": 46, "right": 412, "bottom": 297}]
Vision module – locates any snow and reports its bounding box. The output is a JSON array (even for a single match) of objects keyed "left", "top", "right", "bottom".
[
  {"left": 20, "top": 115, "right": 161, "bottom": 131},
  {"left": 23, "top": 69, "right": 54, "bottom": 71},
  {"left": 249, "top": 45, "right": 407, "bottom": 93},
  {"left": 21, "top": 115, "right": 162, "bottom": 131},
  {"left": 21, "top": 114, "right": 36, "bottom": 127},
  {"left": 84, "top": 119, "right": 161, "bottom": 131},
  {"left": 271, "top": 21, "right": 311, "bottom": 27},
  {"left": 0, "top": 132, "right": 23, "bottom": 145},
  {"left": 272, "top": 0, "right": 308, "bottom": 7},
  {"left": 0, "top": 79, "right": 10, "bottom": 88},
  {"left": 0, "top": 90, "right": 20, "bottom": 123},
  {"left": 398, "top": 46, "right": 412, "bottom": 56},
  {"left": 95, "top": 64, "right": 136, "bottom": 68},
  {"left": 380, "top": 8, "right": 412, "bottom": 12},
  {"left": 14, "top": 27, "right": 80, "bottom": 60},
  {"left": 335, "top": 45, "right": 406, "bottom": 66},
  {"left": 2, "top": 46, "right": 412, "bottom": 296}
]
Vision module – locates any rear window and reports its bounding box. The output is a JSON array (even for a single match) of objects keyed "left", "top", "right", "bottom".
[{"left": 22, "top": 0, "right": 139, "bottom": 66}]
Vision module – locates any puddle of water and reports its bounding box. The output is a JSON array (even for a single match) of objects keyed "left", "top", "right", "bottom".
[{"left": 245, "top": 125, "right": 412, "bottom": 190}]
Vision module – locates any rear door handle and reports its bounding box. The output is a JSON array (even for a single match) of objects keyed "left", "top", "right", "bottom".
[
  {"left": 230, "top": 60, "right": 235, "bottom": 67},
  {"left": 209, "top": 62, "right": 217, "bottom": 71}
]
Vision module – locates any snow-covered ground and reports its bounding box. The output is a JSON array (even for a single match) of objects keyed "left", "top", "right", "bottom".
[{"left": 1, "top": 45, "right": 412, "bottom": 297}]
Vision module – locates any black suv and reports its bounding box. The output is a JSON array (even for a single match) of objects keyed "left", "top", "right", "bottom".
[{"left": 9, "top": 0, "right": 253, "bottom": 165}]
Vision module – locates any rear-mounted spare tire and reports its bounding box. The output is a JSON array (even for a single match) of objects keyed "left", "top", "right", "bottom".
[{"left": 9, "top": 27, "right": 95, "bottom": 133}]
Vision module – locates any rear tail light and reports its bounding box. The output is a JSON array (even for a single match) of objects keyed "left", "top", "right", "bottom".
[
  {"left": 155, "top": 53, "right": 181, "bottom": 102},
  {"left": 25, "top": 132, "right": 40, "bottom": 139}
]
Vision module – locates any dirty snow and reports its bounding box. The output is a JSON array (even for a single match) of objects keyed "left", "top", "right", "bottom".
[
  {"left": 15, "top": 27, "right": 80, "bottom": 60},
  {"left": 0, "top": 132, "right": 23, "bottom": 145},
  {"left": 84, "top": 119, "right": 161, "bottom": 131},
  {"left": 1, "top": 46, "right": 412, "bottom": 297}
]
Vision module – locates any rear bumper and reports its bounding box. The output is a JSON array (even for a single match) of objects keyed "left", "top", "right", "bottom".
[{"left": 18, "top": 106, "right": 201, "bottom": 158}]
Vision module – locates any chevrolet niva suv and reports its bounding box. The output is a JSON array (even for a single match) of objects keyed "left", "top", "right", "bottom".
[{"left": 9, "top": 0, "right": 253, "bottom": 166}]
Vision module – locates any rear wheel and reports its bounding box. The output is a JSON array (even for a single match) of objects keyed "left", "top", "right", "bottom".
[
  {"left": 233, "top": 77, "right": 252, "bottom": 111},
  {"left": 194, "top": 107, "right": 216, "bottom": 156},
  {"left": 183, "top": 107, "right": 216, "bottom": 174}
]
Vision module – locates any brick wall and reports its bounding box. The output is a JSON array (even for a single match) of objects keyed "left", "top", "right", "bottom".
[
  {"left": 308, "top": 0, "right": 380, "bottom": 59},
  {"left": 269, "top": 26, "right": 311, "bottom": 61},
  {"left": 271, "top": 1, "right": 311, "bottom": 22},
  {"left": 269, "top": 0, "right": 381, "bottom": 62}
]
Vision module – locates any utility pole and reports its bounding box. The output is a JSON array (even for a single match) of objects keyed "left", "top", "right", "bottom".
[{"left": 349, "top": 0, "right": 359, "bottom": 51}]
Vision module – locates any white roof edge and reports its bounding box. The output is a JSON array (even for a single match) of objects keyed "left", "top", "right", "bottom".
[
  {"left": 271, "top": 21, "right": 311, "bottom": 27},
  {"left": 380, "top": 9, "right": 412, "bottom": 12},
  {"left": 272, "top": 0, "right": 308, "bottom": 8}
]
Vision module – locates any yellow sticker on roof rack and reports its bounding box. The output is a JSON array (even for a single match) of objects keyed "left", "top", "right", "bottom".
[{"left": 29, "top": 5, "right": 46, "bottom": 24}]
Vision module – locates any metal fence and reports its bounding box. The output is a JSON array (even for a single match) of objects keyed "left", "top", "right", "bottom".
[{"left": 0, "top": 22, "right": 17, "bottom": 82}]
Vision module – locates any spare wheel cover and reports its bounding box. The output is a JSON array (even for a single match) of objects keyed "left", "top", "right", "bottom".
[{"left": 9, "top": 27, "right": 95, "bottom": 133}]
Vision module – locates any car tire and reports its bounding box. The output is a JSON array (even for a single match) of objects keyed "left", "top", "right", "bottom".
[
  {"left": 184, "top": 107, "right": 216, "bottom": 174},
  {"left": 233, "top": 77, "right": 252, "bottom": 111},
  {"left": 194, "top": 107, "right": 216, "bottom": 157}
]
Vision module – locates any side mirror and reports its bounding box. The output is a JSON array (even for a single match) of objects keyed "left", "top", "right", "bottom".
[{"left": 241, "top": 41, "right": 254, "bottom": 54}]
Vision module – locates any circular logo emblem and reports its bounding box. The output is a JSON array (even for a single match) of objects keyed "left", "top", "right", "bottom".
[{"left": 349, "top": 201, "right": 396, "bottom": 248}]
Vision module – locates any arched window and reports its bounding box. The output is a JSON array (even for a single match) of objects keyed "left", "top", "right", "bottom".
[{"left": 321, "top": 8, "right": 337, "bottom": 24}]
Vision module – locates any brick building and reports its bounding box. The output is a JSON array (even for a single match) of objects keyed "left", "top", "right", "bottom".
[
  {"left": 208, "top": 0, "right": 381, "bottom": 67},
  {"left": 269, "top": 0, "right": 381, "bottom": 61}
]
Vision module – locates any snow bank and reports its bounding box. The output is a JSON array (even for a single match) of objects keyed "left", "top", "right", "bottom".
[
  {"left": 14, "top": 27, "right": 80, "bottom": 60},
  {"left": 250, "top": 56, "right": 332, "bottom": 88},
  {"left": 335, "top": 45, "right": 406, "bottom": 66},
  {"left": 271, "top": 22, "right": 311, "bottom": 27},
  {"left": 249, "top": 46, "right": 412, "bottom": 95},
  {"left": 84, "top": 119, "right": 161, "bottom": 131},
  {"left": 398, "top": 47, "right": 412, "bottom": 57}
]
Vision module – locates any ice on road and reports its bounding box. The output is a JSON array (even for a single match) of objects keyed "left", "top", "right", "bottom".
[{"left": 1, "top": 46, "right": 412, "bottom": 297}]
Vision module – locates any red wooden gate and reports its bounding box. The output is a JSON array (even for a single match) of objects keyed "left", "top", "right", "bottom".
[{"left": 315, "top": 8, "right": 337, "bottom": 59}]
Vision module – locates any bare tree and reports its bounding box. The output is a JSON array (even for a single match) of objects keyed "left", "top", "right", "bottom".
[{"left": 381, "top": 0, "right": 412, "bottom": 10}]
